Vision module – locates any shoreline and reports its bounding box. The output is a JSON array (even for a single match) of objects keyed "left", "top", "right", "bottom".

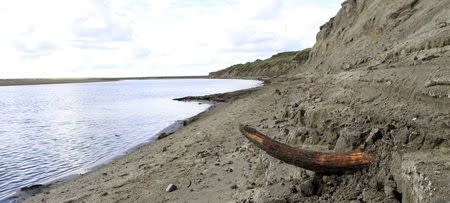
[
  {"left": 9, "top": 85, "right": 263, "bottom": 203},
  {"left": 17, "top": 68, "right": 450, "bottom": 202},
  {"left": 12, "top": 0, "right": 450, "bottom": 201},
  {"left": 0, "top": 76, "right": 208, "bottom": 87}
]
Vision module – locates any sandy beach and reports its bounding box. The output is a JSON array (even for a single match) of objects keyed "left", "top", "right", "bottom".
[
  {"left": 21, "top": 84, "right": 271, "bottom": 203},
  {"left": 21, "top": 66, "right": 450, "bottom": 202}
]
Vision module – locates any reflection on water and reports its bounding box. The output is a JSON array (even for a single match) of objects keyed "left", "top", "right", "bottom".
[{"left": 0, "top": 79, "right": 261, "bottom": 200}]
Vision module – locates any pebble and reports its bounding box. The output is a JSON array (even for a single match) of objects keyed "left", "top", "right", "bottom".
[
  {"left": 225, "top": 167, "right": 234, "bottom": 173},
  {"left": 365, "top": 128, "right": 381, "bottom": 145},
  {"left": 290, "top": 185, "right": 298, "bottom": 194},
  {"left": 165, "top": 184, "right": 178, "bottom": 192},
  {"left": 437, "top": 21, "right": 447, "bottom": 28},
  {"left": 299, "top": 179, "right": 315, "bottom": 197},
  {"left": 384, "top": 185, "right": 395, "bottom": 198},
  {"left": 362, "top": 189, "right": 370, "bottom": 202},
  {"left": 246, "top": 182, "right": 256, "bottom": 190},
  {"left": 231, "top": 184, "right": 238, "bottom": 189},
  {"left": 275, "top": 89, "right": 282, "bottom": 95}
]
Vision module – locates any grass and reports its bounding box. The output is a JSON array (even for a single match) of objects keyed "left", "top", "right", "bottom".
[{"left": 210, "top": 48, "right": 311, "bottom": 77}]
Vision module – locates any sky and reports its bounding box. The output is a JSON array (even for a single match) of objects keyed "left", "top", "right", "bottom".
[{"left": 0, "top": 0, "right": 343, "bottom": 78}]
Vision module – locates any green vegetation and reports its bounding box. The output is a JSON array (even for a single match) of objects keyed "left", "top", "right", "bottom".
[
  {"left": 210, "top": 48, "right": 311, "bottom": 78},
  {"left": 293, "top": 48, "right": 311, "bottom": 63}
]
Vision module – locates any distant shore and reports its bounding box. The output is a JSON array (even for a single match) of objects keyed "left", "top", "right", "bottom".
[{"left": 0, "top": 76, "right": 208, "bottom": 87}]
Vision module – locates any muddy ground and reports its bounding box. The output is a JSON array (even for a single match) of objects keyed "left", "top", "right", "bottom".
[{"left": 23, "top": 55, "right": 449, "bottom": 202}]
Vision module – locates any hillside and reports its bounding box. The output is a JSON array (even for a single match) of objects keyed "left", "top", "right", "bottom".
[
  {"left": 208, "top": 0, "right": 450, "bottom": 202},
  {"left": 209, "top": 48, "right": 310, "bottom": 79}
]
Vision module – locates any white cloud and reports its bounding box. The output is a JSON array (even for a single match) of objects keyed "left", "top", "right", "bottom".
[{"left": 0, "top": 0, "right": 341, "bottom": 78}]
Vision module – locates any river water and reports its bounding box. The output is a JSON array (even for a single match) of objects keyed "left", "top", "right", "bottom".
[{"left": 0, "top": 79, "right": 261, "bottom": 200}]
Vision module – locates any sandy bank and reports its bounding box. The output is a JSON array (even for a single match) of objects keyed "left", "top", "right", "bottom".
[
  {"left": 21, "top": 64, "right": 450, "bottom": 202},
  {"left": 19, "top": 84, "right": 266, "bottom": 202}
]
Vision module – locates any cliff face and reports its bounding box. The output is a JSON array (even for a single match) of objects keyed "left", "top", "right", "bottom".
[
  {"left": 306, "top": 0, "right": 450, "bottom": 72},
  {"left": 209, "top": 49, "right": 310, "bottom": 79},
  {"left": 211, "top": 0, "right": 449, "bottom": 79},
  {"left": 260, "top": 1, "right": 449, "bottom": 202},
  {"left": 211, "top": 0, "right": 450, "bottom": 202}
]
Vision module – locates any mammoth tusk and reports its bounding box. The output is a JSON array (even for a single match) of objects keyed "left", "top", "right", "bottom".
[{"left": 239, "top": 124, "right": 372, "bottom": 174}]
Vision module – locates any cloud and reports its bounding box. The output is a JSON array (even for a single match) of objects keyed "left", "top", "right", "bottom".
[
  {"left": 133, "top": 48, "right": 151, "bottom": 59},
  {"left": 242, "top": 0, "right": 284, "bottom": 20},
  {"left": 92, "top": 64, "right": 122, "bottom": 70},
  {"left": 72, "top": 0, "right": 133, "bottom": 43},
  {"left": 71, "top": 40, "right": 115, "bottom": 50},
  {"left": 14, "top": 41, "right": 58, "bottom": 59},
  {"left": 72, "top": 16, "right": 133, "bottom": 42},
  {"left": 0, "top": 0, "right": 342, "bottom": 78}
]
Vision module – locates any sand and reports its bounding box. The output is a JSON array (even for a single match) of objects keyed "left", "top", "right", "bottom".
[
  {"left": 20, "top": 66, "right": 450, "bottom": 202},
  {"left": 21, "top": 85, "right": 272, "bottom": 202}
]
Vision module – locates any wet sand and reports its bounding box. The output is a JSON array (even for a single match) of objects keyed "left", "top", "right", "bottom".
[{"left": 19, "top": 85, "right": 266, "bottom": 203}]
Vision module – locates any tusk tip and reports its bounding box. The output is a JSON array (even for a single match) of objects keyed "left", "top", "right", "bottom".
[{"left": 239, "top": 124, "right": 251, "bottom": 134}]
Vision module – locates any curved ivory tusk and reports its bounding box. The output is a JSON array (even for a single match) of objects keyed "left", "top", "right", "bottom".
[{"left": 239, "top": 124, "right": 372, "bottom": 174}]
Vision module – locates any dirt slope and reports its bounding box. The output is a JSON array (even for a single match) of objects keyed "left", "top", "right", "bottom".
[{"left": 305, "top": 0, "right": 450, "bottom": 74}]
